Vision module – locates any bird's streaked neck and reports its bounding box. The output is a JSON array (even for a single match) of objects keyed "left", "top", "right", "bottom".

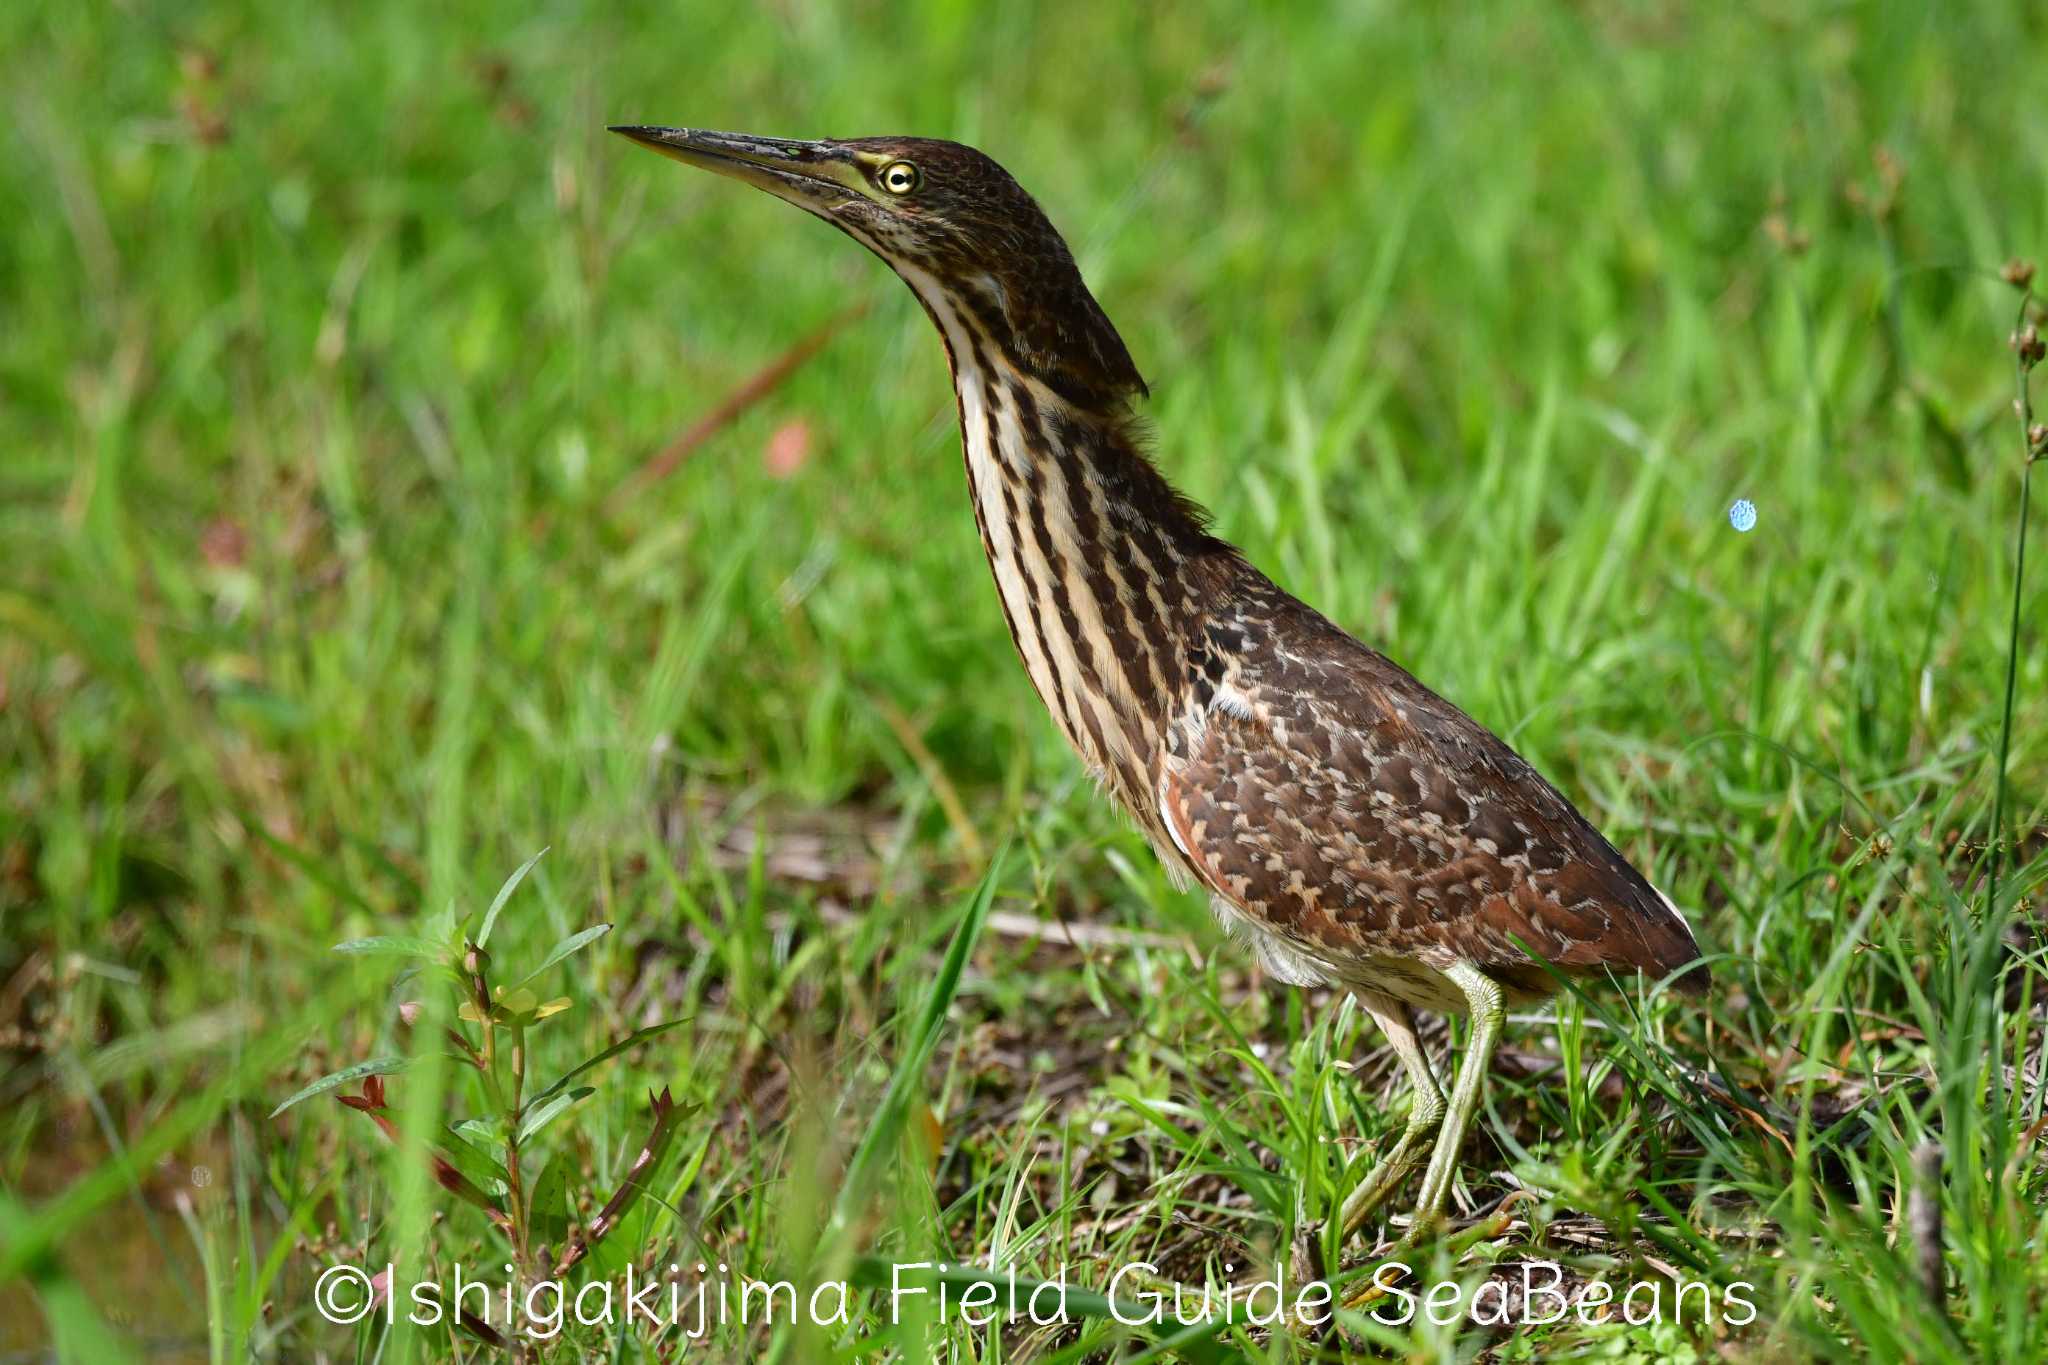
[{"left": 897, "top": 264, "right": 1214, "bottom": 810}]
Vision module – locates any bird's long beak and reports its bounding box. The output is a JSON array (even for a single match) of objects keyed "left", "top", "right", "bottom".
[{"left": 608, "top": 126, "right": 870, "bottom": 213}]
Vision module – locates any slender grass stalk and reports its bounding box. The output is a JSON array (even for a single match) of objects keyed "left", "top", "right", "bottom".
[
  {"left": 1988, "top": 286, "right": 2043, "bottom": 1159},
  {"left": 1986, "top": 287, "right": 2040, "bottom": 922}
]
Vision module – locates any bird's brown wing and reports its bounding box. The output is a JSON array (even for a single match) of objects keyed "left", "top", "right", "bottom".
[{"left": 1158, "top": 620, "right": 1705, "bottom": 996}]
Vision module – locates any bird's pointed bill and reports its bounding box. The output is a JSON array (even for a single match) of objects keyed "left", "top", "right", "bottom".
[{"left": 607, "top": 126, "right": 871, "bottom": 212}]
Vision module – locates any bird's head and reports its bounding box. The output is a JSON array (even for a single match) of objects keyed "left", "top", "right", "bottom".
[{"left": 610, "top": 126, "right": 1145, "bottom": 409}]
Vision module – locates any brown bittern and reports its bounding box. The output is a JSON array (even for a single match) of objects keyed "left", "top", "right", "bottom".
[{"left": 611, "top": 126, "right": 1706, "bottom": 1247}]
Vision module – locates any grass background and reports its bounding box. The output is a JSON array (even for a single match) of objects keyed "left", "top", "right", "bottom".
[{"left": 3, "top": 0, "right": 2046, "bottom": 1358}]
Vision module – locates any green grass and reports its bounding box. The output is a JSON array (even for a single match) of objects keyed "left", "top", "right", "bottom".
[{"left": 4, "top": 1, "right": 2047, "bottom": 1359}]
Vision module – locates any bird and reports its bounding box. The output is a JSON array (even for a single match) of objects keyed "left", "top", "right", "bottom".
[{"left": 610, "top": 125, "right": 1707, "bottom": 1249}]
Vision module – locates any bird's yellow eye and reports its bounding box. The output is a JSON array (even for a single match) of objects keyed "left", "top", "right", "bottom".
[{"left": 878, "top": 160, "right": 920, "bottom": 195}]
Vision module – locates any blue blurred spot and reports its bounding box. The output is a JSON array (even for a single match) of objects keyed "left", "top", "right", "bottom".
[{"left": 1728, "top": 498, "right": 1757, "bottom": 533}]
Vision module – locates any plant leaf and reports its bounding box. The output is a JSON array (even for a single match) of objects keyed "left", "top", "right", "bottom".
[
  {"left": 516, "top": 924, "right": 611, "bottom": 986},
  {"left": 517, "top": 1086, "right": 594, "bottom": 1142},
  {"left": 531, "top": 1018, "right": 689, "bottom": 1104},
  {"left": 476, "top": 846, "right": 548, "bottom": 948},
  {"left": 438, "top": 1126, "right": 510, "bottom": 1195},
  {"left": 332, "top": 935, "right": 445, "bottom": 959},
  {"left": 270, "top": 1057, "right": 410, "bottom": 1118},
  {"left": 524, "top": 1149, "right": 572, "bottom": 1244},
  {"left": 496, "top": 986, "right": 539, "bottom": 1016},
  {"left": 452, "top": 1117, "right": 500, "bottom": 1149},
  {"left": 423, "top": 898, "right": 461, "bottom": 944}
]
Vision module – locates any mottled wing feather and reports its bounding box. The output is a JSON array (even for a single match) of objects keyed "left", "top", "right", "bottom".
[{"left": 1160, "top": 611, "right": 1705, "bottom": 997}]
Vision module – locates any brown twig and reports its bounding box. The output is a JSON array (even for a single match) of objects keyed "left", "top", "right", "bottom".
[{"left": 607, "top": 300, "right": 871, "bottom": 513}]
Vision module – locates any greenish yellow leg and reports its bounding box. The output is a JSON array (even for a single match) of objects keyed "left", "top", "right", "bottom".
[
  {"left": 1396, "top": 962, "right": 1505, "bottom": 1249},
  {"left": 1338, "top": 997, "right": 1445, "bottom": 1241}
]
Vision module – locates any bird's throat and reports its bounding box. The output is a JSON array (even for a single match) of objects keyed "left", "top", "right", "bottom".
[{"left": 917, "top": 286, "right": 1215, "bottom": 814}]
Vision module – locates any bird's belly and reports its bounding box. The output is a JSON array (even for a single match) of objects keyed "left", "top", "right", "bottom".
[
  {"left": 1335, "top": 957, "right": 1476, "bottom": 1013},
  {"left": 1206, "top": 894, "right": 1555, "bottom": 1014},
  {"left": 1204, "top": 895, "right": 1448, "bottom": 1011}
]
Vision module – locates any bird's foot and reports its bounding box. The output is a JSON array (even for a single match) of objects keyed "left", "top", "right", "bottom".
[
  {"left": 1336, "top": 1191, "right": 1537, "bottom": 1311},
  {"left": 1335, "top": 1118, "right": 1438, "bottom": 1244}
]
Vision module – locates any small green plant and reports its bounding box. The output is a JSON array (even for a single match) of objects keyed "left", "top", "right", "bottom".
[{"left": 270, "top": 851, "right": 689, "bottom": 1354}]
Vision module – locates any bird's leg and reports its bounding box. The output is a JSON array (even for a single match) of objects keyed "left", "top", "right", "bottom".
[
  {"left": 1396, "top": 962, "right": 1505, "bottom": 1248},
  {"left": 1337, "top": 997, "right": 1445, "bottom": 1242}
]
